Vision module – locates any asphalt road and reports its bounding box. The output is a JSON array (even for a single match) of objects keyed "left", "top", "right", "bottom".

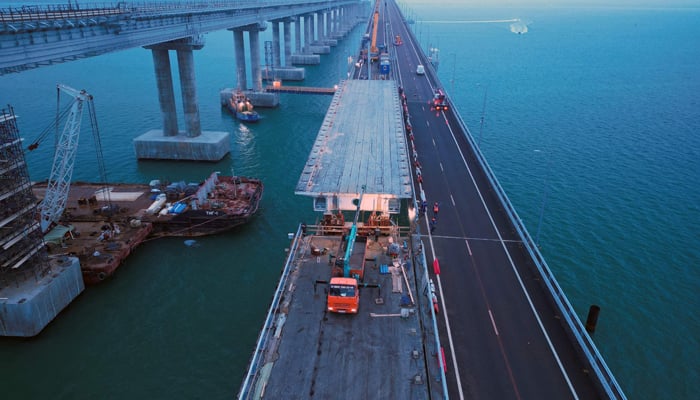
[{"left": 379, "top": 1, "right": 603, "bottom": 399}]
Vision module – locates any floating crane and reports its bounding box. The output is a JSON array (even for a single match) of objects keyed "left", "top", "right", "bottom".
[{"left": 30, "top": 84, "right": 106, "bottom": 233}]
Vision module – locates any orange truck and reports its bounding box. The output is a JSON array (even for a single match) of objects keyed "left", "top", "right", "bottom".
[{"left": 327, "top": 277, "right": 359, "bottom": 314}]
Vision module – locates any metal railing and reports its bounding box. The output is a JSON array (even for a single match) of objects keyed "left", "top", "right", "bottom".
[
  {"left": 446, "top": 86, "right": 627, "bottom": 400},
  {"left": 237, "top": 223, "right": 305, "bottom": 400},
  {"left": 0, "top": 0, "right": 355, "bottom": 23}
]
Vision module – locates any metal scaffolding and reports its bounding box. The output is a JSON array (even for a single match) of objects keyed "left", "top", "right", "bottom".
[{"left": 0, "top": 105, "right": 50, "bottom": 287}]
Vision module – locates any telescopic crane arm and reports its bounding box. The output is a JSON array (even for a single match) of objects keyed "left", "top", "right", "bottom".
[
  {"left": 369, "top": 0, "right": 380, "bottom": 60},
  {"left": 342, "top": 185, "right": 366, "bottom": 278}
]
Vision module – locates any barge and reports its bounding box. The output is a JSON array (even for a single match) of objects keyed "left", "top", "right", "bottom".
[{"left": 34, "top": 172, "right": 263, "bottom": 283}]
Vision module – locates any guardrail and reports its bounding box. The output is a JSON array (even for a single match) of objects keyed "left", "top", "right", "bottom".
[
  {"left": 446, "top": 84, "right": 627, "bottom": 400},
  {"left": 0, "top": 0, "right": 356, "bottom": 23},
  {"left": 237, "top": 223, "right": 304, "bottom": 400},
  {"left": 395, "top": 4, "right": 625, "bottom": 397}
]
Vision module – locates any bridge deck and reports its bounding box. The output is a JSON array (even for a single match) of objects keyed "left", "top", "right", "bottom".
[{"left": 295, "top": 79, "right": 411, "bottom": 201}]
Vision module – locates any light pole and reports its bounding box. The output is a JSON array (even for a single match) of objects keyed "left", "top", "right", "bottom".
[
  {"left": 449, "top": 53, "right": 456, "bottom": 94},
  {"left": 534, "top": 149, "right": 551, "bottom": 246},
  {"left": 478, "top": 84, "right": 488, "bottom": 147}
]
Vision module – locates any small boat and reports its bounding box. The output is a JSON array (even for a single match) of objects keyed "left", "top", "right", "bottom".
[{"left": 227, "top": 90, "right": 260, "bottom": 122}]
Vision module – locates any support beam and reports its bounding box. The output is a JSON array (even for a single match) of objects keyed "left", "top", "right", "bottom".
[
  {"left": 150, "top": 48, "right": 178, "bottom": 137},
  {"left": 232, "top": 29, "right": 247, "bottom": 90},
  {"left": 176, "top": 47, "right": 201, "bottom": 138},
  {"left": 283, "top": 19, "right": 292, "bottom": 66}
]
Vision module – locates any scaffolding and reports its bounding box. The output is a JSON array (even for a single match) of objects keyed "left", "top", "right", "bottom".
[{"left": 0, "top": 105, "right": 50, "bottom": 287}]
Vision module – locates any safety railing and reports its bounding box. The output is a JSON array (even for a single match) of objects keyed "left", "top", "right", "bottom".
[
  {"left": 237, "top": 223, "right": 305, "bottom": 400},
  {"left": 0, "top": 0, "right": 356, "bottom": 23},
  {"left": 446, "top": 88, "right": 627, "bottom": 400}
]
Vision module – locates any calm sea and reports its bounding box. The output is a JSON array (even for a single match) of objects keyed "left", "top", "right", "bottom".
[{"left": 1, "top": 2, "right": 699, "bottom": 399}]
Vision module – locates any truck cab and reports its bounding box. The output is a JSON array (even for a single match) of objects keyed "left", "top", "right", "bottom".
[
  {"left": 431, "top": 88, "right": 449, "bottom": 111},
  {"left": 327, "top": 277, "right": 359, "bottom": 314}
]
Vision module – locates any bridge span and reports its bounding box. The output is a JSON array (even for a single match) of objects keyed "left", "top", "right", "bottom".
[
  {"left": 0, "top": 0, "right": 366, "bottom": 161},
  {"left": 385, "top": 0, "right": 626, "bottom": 398}
]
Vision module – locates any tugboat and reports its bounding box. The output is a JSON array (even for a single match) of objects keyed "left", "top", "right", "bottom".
[{"left": 227, "top": 90, "right": 260, "bottom": 122}]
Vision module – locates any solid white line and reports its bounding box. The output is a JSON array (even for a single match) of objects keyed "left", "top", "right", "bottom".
[
  {"left": 426, "top": 217, "right": 465, "bottom": 400},
  {"left": 441, "top": 114, "right": 580, "bottom": 398},
  {"left": 488, "top": 309, "right": 500, "bottom": 336}
]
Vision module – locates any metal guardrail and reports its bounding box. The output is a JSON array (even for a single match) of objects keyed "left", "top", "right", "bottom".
[
  {"left": 394, "top": 4, "right": 625, "bottom": 397},
  {"left": 237, "top": 223, "right": 304, "bottom": 400},
  {"left": 0, "top": 0, "right": 354, "bottom": 23},
  {"left": 444, "top": 85, "right": 627, "bottom": 400}
]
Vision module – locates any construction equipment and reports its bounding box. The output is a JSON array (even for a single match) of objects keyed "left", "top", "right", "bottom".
[
  {"left": 326, "top": 186, "right": 367, "bottom": 314},
  {"left": 369, "top": 0, "right": 380, "bottom": 61},
  {"left": 430, "top": 88, "right": 449, "bottom": 112},
  {"left": 31, "top": 84, "right": 107, "bottom": 233}
]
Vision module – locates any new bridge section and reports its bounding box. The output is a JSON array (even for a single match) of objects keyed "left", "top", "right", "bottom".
[{"left": 384, "top": 0, "right": 626, "bottom": 398}]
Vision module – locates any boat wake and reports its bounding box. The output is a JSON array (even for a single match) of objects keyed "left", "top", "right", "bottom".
[{"left": 510, "top": 19, "right": 529, "bottom": 35}]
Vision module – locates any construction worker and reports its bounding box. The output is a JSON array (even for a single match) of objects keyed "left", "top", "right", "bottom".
[
  {"left": 430, "top": 217, "right": 437, "bottom": 233},
  {"left": 433, "top": 202, "right": 439, "bottom": 216}
]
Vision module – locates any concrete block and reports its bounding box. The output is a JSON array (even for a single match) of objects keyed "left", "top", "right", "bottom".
[
  {"left": 133, "top": 130, "right": 230, "bottom": 161},
  {"left": 220, "top": 88, "right": 279, "bottom": 108},
  {"left": 0, "top": 257, "right": 84, "bottom": 337},
  {"left": 307, "top": 45, "right": 331, "bottom": 54},
  {"left": 290, "top": 54, "right": 321, "bottom": 65},
  {"left": 262, "top": 67, "right": 305, "bottom": 81}
]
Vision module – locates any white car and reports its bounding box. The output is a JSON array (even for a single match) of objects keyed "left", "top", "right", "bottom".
[{"left": 416, "top": 64, "right": 425, "bottom": 75}]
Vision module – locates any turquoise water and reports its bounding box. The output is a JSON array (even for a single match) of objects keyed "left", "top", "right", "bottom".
[{"left": 2, "top": 3, "right": 699, "bottom": 399}]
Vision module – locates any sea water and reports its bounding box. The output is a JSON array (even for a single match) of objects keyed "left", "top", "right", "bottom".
[{"left": 1, "top": 2, "right": 698, "bottom": 399}]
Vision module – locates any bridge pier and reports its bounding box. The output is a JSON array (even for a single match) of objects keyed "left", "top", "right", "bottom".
[
  {"left": 291, "top": 13, "right": 321, "bottom": 65},
  {"left": 265, "top": 18, "right": 305, "bottom": 82},
  {"left": 222, "top": 23, "right": 279, "bottom": 109},
  {"left": 135, "top": 36, "right": 229, "bottom": 161}
]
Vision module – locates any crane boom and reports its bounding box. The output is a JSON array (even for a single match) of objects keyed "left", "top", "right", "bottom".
[
  {"left": 342, "top": 185, "right": 366, "bottom": 278},
  {"left": 369, "top": 0, "right": 380, "bottom": 60},
  {"left": 39, "top": 84, "right": 92, "bottom": 233}
]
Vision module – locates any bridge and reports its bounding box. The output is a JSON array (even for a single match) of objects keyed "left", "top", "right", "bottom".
[
  {"left": 384, "top": 1, "right": 626, "bottom": 398},
  {"left": 0, "top": 0, "right": 366, "bottom": 161},
  {"left": 238, "top": 0, "right": 627, "bottom": 398}
]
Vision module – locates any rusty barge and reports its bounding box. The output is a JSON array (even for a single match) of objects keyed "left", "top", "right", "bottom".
[{"left": 34, "top": 172, "right": 263, "bottom": 283}]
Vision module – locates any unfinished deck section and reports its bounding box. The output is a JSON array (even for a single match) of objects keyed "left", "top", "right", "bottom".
[
  {"left": 238, "top": 79, "right": 441, "bottom": 399},
  {"left": 295, "top": 79, "right": 412, "bottom": 213}
]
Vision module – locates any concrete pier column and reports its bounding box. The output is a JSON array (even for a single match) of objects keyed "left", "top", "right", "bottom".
[
  {"left": 272, "top": 20, "right": 282, "bottom": 67},
  {"left": 150, "top": 48, "right": 178, "bottom": 137},
  {"left": 304, "top": 14, "right": 312, "bottom": 52},
  {"left": 294, "top": 16, "right": 302, "bottom": 52},
  {"left": 283, "top": 19, "right": 292, "bottom": 66},
  {"left": 272, "top": 20, "right": 281, "bottom": 67},
  {"left": 176, "top": 47, "right": 201, "bottom": 138},
  {"left": 319, "top": 12, "right": 326, "bottom": 42},
  {"left": 310, "top": 13, "right": 316, "bottom": 44},
  {"left": 138, "top": 36, "right": 230, "bottom": 161},
  {"left": 249, "top": 27, "right": 262, "bottom": 91},
  {"left": 232, "top": 29, "right": 247, "bottom": 90}
]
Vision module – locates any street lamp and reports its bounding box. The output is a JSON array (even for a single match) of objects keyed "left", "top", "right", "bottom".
[{"left": 534, "top": 149, "right": 551, "bottom": 246}]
